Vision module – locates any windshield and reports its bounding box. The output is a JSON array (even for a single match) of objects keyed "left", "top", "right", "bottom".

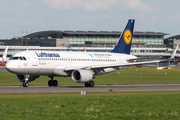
[{"left": 10, "top": 56, "right": 27, "bottom": 61}]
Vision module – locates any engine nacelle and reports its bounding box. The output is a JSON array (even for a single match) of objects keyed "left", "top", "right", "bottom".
[
  {"left": 16, "top": 74, "right": 39, "bottom": 82},
  {"left": 71, "top": 69, "right": 93, "bottom": 83}
]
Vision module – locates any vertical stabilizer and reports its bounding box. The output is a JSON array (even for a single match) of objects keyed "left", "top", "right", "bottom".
[
  {"left": 111, "top": 19, "right": 135, "bottom": 54},
  {"left": 2, "top": 46, "right": 8, "bottom": 62}
]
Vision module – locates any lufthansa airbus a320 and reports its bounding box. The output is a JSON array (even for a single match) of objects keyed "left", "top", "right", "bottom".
[{"left": 2, "top": 19, "right": 178, "bottom": 87}]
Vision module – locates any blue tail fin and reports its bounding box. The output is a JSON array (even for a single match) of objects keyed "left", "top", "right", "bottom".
[{"left": 111, "top": 19, "right": 135, "bottom": 54}]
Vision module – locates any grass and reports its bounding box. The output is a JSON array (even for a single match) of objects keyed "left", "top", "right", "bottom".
[
  {"left": 96, "top": 67, "right": 180, "bottom": 85},
  {"left": 0, "top": 68, "right": 180, "bottom": 119},
  {"left": 0, "top": 92, "right": 180, "bottom": 120},
  {"left": 1, "top": 67, "right": 180, "bottom": 86}
]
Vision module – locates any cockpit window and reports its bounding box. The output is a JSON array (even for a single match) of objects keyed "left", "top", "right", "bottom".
[
  {"left": 13, "top": 57, "right": 19, "bottom": 60},
  {"left": 9, "top": 56, "right": 13, "bottom": 60},
  {"left": 20, "top": 57, "right": 23, "bottom": 60},
  {"left": 10, "top": 56, "right": 27, "bottom": 61}
]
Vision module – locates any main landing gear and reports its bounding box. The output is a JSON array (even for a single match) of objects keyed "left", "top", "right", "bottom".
[
  {"left": 48, "top": 76, "right": 58, "bottom": 87},
  {"left": 84, "top": 80, "right": 94, "bottom": 87}
]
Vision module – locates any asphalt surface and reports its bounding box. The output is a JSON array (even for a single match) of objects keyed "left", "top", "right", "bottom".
[
  {"left": 0, "top": 68, "right": 6, "bottom": 71},
  {"left": 0, "top": 84, "right": 179, "bottom": 94}
]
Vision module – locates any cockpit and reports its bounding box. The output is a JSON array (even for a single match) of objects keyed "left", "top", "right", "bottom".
[{"left": 9, "top": 56, "right": 27, "bottom": 61}]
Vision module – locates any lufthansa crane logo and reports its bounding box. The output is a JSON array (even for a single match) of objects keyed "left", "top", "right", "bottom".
[
  {"left": 124, "top": 29, "right": 132, "bottom": 45},
  {"left": 24, "top": 62, "right": 27, "bottom": 67}
]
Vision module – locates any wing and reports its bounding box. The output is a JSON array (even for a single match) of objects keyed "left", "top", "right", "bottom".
[
  {"left": 126, "top": 57, "right": 162, "bottom": 62},
  {"left": 64, "top": 45, "right": 179, "bottom": 71},
  {"left": 90, "top": 60, "right": 160, "bottom": 69},
  {"left": 127, "top": 45, "right": 179, "bottom": 62},
  {"left": 64, "top": 60, "right": 160, "bottom": 71}
]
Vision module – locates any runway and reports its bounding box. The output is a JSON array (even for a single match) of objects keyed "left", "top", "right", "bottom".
[
  {"left": 0, "top": 69, "right": 6, "bottom": 71},
  {"left": 0, "top": 84, "right": 180, "bottom": 94}
]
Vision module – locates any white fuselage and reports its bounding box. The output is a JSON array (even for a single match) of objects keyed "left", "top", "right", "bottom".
[{"left": 5, "top": 50, "right": 137, "bottom": 76}]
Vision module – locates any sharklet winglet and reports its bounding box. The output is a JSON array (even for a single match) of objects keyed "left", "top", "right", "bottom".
[{"left": 170, "top": 45, "right": 179, "bottom": 60}]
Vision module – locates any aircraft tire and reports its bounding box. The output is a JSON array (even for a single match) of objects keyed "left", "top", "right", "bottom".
[
  {"left": 22, "top": 82, "right": 28, "bottom": 87},
  {"left": 85, "top": 82, "right": 90, "bottom": 87},
  {"left": 89, "top": 81, "right": 94, "bottom": 87},
  {"left": 53, "top": 80, "right": 58, "bottom": 87},
  {"left": 22, "top": 83, "right": 25, "bottom": 87},
  {"left": 48, "top": 80, "right": 53, "bottom": 87}
]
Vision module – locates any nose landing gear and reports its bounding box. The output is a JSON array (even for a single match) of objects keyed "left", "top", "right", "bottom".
[{"left": 22, "top": 75, "right": 29, "bottom": 87}]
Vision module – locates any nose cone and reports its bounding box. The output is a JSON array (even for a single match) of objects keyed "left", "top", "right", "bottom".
[{"left": 5, "top": 61, "right": 16, "bottom": 73}]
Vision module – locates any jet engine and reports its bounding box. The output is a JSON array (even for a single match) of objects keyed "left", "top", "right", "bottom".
[
  {"left": 16, "top": 75, "right": 39, "bottom": 82},
  {"left": 71, "top": 69, "right": 93, "bottom": 83}
]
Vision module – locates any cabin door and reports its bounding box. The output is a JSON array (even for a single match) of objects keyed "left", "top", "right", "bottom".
[{"left": 30, "top": 53, "right": 37, "bottom": 66}]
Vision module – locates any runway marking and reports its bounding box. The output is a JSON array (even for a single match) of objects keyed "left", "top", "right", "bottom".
[
  {"left": 1, "top": 84, "right": 179, "bottom": 88},
  {"left": 0, "top": 84, "right": 180, "bottom": 94}
]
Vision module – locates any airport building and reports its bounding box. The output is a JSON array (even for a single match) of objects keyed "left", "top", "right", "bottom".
[
  {"left": 0, "top": 30, "right": 180, "bottom": 64},
  {"left": 164, "top": 34, "right": 180, "bottom": 48},
  {"left": 0, "top": 31, "right": 167, "bottom": 48}
]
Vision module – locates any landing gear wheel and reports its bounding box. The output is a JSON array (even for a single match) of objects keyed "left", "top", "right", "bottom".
[
  {"left": 85, "top": 82, "right": 90, "bottom": 87},
  {"left": 48, "top": 76, "right": 58, "bottom": 87},
  {"left": 53, "top": 80, "right": 58, "bottom": 87},
  {"left": 22, "top": 82, "right": 28, "bottom": 87},
  {"left": 48, "top": 80, "right": 53, "bottom": 87},
  {"left": 22, "top": 83, "right": 25, "bottom": 87},
  {"left": 85, "top": 81, "right": 94, "bottom": 87},
  {"left": 89, "top": 81, "right": 94, "bottom": 87},
  {"left": 48, "top": 80, "right": 58, "bottom": 87}
]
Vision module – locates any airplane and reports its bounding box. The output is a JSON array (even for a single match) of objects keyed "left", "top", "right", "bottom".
[{"left": 2, "top": 19, "right": 178, "bottom": 87}]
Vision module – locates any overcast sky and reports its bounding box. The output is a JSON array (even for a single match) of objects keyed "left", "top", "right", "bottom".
[{"left": 0, "top": 0, "right": 180, "bottom": 39}]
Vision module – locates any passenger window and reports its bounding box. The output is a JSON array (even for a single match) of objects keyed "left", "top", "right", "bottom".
[{"left": 19, "top": 57, "right": 23, "bottom": 60}]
